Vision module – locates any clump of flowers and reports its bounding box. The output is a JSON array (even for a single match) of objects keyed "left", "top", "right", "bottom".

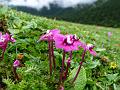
[
  {"left": 54, "top": 34, "right": 84, "bottom": 83},
  {"left": 38, "top": 29, "right": 60, "bottom": 75},
  {"left": 38, "top": 29, "right": 97, "bottom": 90},
  {"left": 0, "top": 32, "right": 16, "bottom": 60}
]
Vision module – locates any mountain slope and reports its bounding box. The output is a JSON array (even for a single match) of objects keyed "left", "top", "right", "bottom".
[{"left": 13, "top": 0, "right": 120, "bottom": 27}]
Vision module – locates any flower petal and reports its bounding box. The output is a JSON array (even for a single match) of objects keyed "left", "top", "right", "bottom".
[
  {"left": 89, "top": 49, "right": 97, "bottom": 56},
  {"left": 10, "top": 37, "right": 16, "bottom": 42}
]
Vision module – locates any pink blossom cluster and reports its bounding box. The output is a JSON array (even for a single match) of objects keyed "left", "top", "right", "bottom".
[
  {"left": 39, "top": 29, "right": 96, "bottom": 55},
  {"left": 0, "top": 32, "right": 16, "bottom": 49},
  {"left": 39, "top": 29, "right": 97, "bottom": 90},
  {"left": 0, "top": 32, "right": 16, "bottom": 60}
]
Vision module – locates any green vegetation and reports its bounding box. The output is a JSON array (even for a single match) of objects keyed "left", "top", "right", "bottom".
[
  {"left": 46, "top": 0, "right": 120, "bottom": 27},
  {"left": 26, "top": 0, "right": 120, "bottom": 28},
  {"left": 14, "top": 0, "right": 120, "bottom": 27},
  {"left": 0, "top": 6, "right": 120, "bottom": 90}
]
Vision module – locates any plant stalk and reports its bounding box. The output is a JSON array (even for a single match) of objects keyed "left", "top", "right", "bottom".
[
  {"left": 64, "top": 51, "right": 72, "bottom": 80},
  {"left": 13, "top": 67, "right": 19, "bottom": 81},
  {"left": 1, "top": 49, "right": 6, "bottom": 61},
  {"left": 72, "top": 49, "right": 86, "bottom": 83},
  {"left": 48, "top": 41, "right": 52, "bottom": 76},
  {"left": 51, "top": 41, "right": 56, "bottom": 69},
  {"left": 59, "top": 50, "right": 66, "bottom": 83}
]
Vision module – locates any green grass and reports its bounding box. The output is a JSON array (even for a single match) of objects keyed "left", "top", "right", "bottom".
[{"left": 0, "top": 8, "right": 120, "bottom": 90}]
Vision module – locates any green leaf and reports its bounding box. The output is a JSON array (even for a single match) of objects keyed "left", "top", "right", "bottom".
[
  {"left": 96, "top": 48, "right": 106, "bottom": 52},
  {"left": 8, "top": 29, "right": 20, "bottom": 34},
  {"left": 68, "top": 66, "right": 87, "bottom": 90},
  {"left": 86, "top": 60, "right": 101, "bottom": 69},
  {"left": 22, "top": 21, "right": 37, "bottom": 29},
  {"left": 54, "top": 51, "right": 62, "bottom": 66},
  {"left": 0, "top": 6, "right": 8, "bottom": 15},
  {"left": 116, "top": 84, "right": 120, "bottom": 90},
  {"left": 106, "top": 73, "right": 119, "bottom": 82}
]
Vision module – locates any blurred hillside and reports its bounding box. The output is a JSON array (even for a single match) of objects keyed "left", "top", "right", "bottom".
[{"left": 13, "top": 0, "right": 120, "bottom": 27}]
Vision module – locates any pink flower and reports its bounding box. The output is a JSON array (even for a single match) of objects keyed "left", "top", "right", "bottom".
[
  {"left": 83, "top": 44, "right": 97, "bottom": 56},
  {"left": 13, "top": 60, "right": 20, "bottom": 68},
  {"left": 0, "top": 32, "right": 16, "bottom": 50},
  {"left": 54, "top": 34, "right": 83, "bottom": 52},
  {"left": 59, "top": 85, "right": 64, "bottom": 90},
  {"left": 38, "top": 29, "right": 60, "bottom": 75},
  {"left": 108, "top": 32, "right": 112, "bottom": 37},
  {"left": 38, "top": 29, "right": 60, "bottom": 41}
]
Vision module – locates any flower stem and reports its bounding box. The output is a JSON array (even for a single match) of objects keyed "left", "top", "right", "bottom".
[
  {"left": 48, "top": 41, "right": 52, "bottom": 76},
  {"left": 72, "top": 49, "right": 86, "bottom": 83},
  {"left": 1, "top": 51, "right": 4, "bottom": 60},
  {"left": 1, "top": 49, "right": 5, "bottom": 60},
  {"left": 59, "top": 50, "right": 66, "bottom": 83},
  {"left": 51, "top": 41, "right": 56, "bottom": 70},
  {"left": 1, "top": 43, "right": 7, "bottom": 60},
  {"left": 64, "top": 51, "right": 72, "bottom": 80},
  {"left": 13, "top": 67, "right": 19, "bottom": 81}
]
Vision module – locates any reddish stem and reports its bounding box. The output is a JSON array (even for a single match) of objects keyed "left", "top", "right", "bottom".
[
  {"left": 1, "top": 43, "right": 8, "bottom": 60},
  {"left": 13, "top": 67, "right": 19, "bottom": 81},
  {"left": 51, "top": 41, "right": 56, "bottom": 69},
  {"left": 1, "top": 49, "right": 6, "bottom": 60},
  {"left": 1, "top": 51, "right": 5, "bottom": 60},
  {"left": 64, "top": 51, "right": 72, "bottom": 80},
  {"left": 72, "top": 49, "right": 86, "bottom": 83},
  {"left": 48, "top": 41, "right": 52, "bottom": 76},
  {"left": 59, "top": 50, "right": 66, "bottom": 83}
]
